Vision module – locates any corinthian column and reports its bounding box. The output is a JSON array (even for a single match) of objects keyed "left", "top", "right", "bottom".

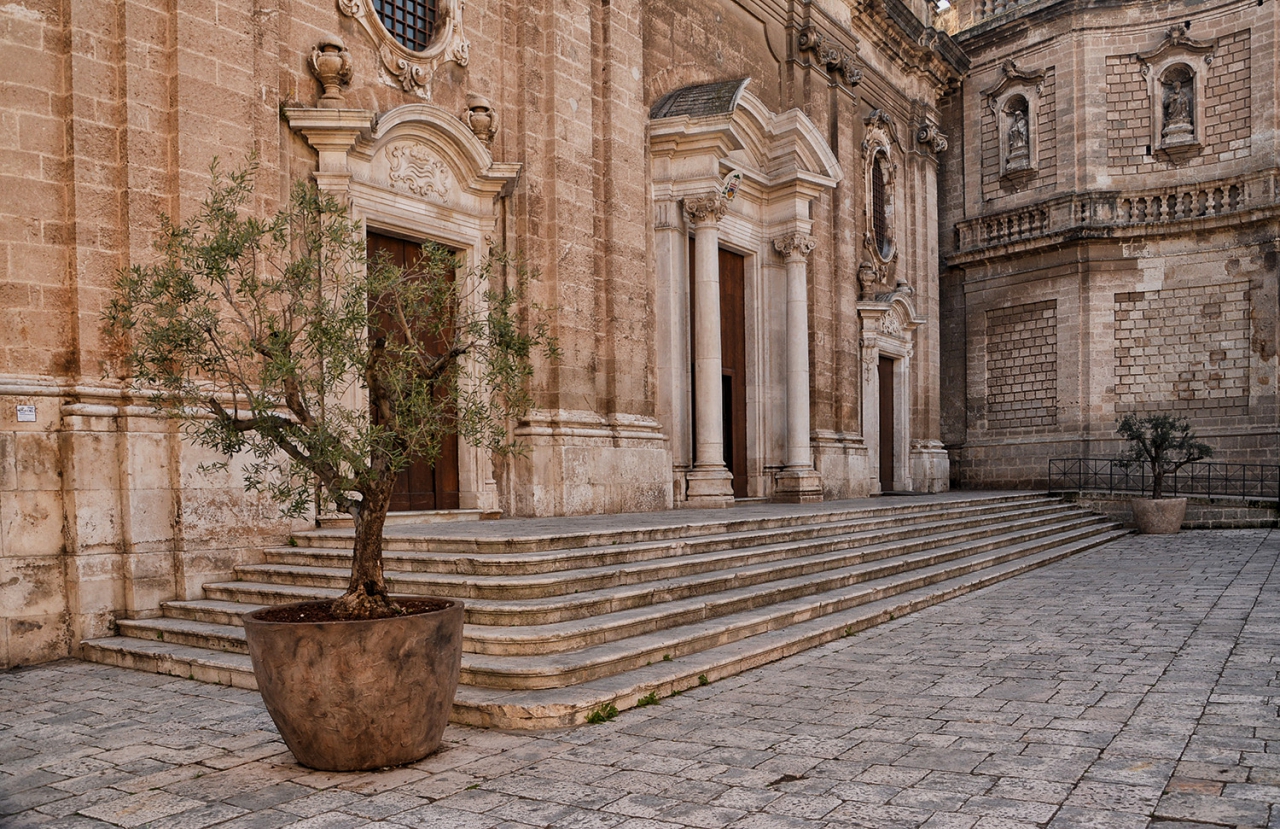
[
  {"left": 772, "top": 233, "right": 823, "bottom": 503},
  {"left": 682, "top": 193, "right": 734, "bottom": 507}
]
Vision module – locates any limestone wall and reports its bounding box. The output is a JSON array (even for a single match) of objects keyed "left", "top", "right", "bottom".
[{"left": 942, "top": 0, "right": 1280, "bottom": 490}]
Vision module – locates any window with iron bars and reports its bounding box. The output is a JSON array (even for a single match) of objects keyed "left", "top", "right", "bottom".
[{"left": 375, "top": 0, "right": 438, "bottom": 52}]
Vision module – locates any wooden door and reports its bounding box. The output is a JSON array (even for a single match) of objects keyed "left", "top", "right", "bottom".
[
  {"left": 689, "top": 242, "right": 748, "bottom": 498},
  {"left": 367, "top": 231, "right": 461, "bottom": 511},
  {"left": 878, "top": 356, "right": 894, "bottom": 494},
  {"left": 719, "top": 249, "right": 748, "bottom": 498}
]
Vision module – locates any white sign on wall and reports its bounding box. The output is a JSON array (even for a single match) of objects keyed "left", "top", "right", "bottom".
[{"left": 16, "top": 405, "right": 36, "bottom": 422}]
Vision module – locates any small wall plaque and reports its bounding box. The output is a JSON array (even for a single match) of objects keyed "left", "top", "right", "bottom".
[{"left": 16, "top": 405, "right": 36, "bottom": 422}]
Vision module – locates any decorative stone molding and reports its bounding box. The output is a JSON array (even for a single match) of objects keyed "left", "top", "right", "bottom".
[
  {"left": 309, "top": 35, "right": 354, "bottom": 108},
  {"left": 797, "top": 25, "right": 863, "bottom": 88},
  {"left": 682, "top": 193, "right": 728, "bottom": 226},
  {"left": 1137, "top": 27, "right": 1216, "bottom": 164},
  {"left": 862, "top": 111, "right": 899, "bottom": 266},
  {"left": 385, "top": 141, "right": 454, "bottom": 202},
  {"left": 463, "top": 93, "right": 497, "bottom": 144},
  {"left": 916, "top": 122, "right": 948, "bottom": 153},
  {"left": 337, "top": 0, "right": 469, "bottom": 99},
  {"left": 773, "top": 233, "right": 817, "bottom": 260},
  {"left": 983, "top": 59, "right": 1045, "bottom": 185}
]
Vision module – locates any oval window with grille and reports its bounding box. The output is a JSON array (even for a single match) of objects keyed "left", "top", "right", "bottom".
[
  {"left": 375, "top": 0, "right": 438, "bottom": 52},
  {"left": 871, "top": 151, "right": 893, "bottom": 261}
]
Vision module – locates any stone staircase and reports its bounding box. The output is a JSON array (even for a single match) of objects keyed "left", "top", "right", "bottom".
[{"left": 82, "top": 492, "right": 1126, "bottom": 729}]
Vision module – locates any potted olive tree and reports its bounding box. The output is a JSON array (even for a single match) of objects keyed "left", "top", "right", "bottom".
[
  {"left": 1116, "top": 413, "right": 1212, "bottom": 534},
  {"left": 103, "top": 161, "right": 555, "bottom": 770}
]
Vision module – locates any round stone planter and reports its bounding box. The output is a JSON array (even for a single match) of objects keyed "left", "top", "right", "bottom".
[
  {"left": 1130, "top": 497, "right": 1188, "bottom": 534},
  {"left": 242, "top": 597, "right": 463, "bottom": 771}
]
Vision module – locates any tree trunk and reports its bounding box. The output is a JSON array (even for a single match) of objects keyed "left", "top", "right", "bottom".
[{"left": 333, "top": 483, "right": 398, "bottom": 619}]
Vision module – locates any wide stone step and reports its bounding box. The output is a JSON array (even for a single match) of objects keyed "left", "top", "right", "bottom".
[
  {"left": 259, "top": 498, "right": 1080, "bottom": 583},
  {"left": 80, "top": 526, "right": 1128, "bottom": 728},
  {"left": 457, "top": 523, "right": 1120, "bottom": 689},
  {"left": 289, "top": 492, "right": 1049, "bottom": 554},
  {"left": 225, "top": 509, "right": 1105, "bottom": 624},
  {"left": 115, "top": 617, "right": 248, "bottom": 654},
  {"left": 267, "top": 497, "right": 1067, "bottom": 575}
]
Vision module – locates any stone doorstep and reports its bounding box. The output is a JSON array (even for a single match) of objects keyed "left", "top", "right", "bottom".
[
  {"left": 84, "top": 530, "right": 1127, "bottom": 731},
  {"left": 210, "top": 510, "right": 1111, "bottom": 630},
  {"left": 290, "top": 492, "right": 1050, "bottom": 553},
  {"left": 255, "top": 500, "right": 1083, "bottom": 581},
  {"left": 316, "top": 509, "right": 494, "bottom": 528},
  {"left": 134, "top": 515, "right": 1112, "bottom": 662}
]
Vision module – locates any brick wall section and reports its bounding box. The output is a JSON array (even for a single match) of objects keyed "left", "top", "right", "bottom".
[
  {"left": 1106, "top": 54, "right": 1149, "bottom": 174},
  {"left": 1204, "top": 29, "right": 1251, "bottom": 162},
  {"left": 986, "top": 300, "right": 1058, "bottom": 427},
  {"left": 1114, "top": 281, "right": 1251, "bottom": 416}
]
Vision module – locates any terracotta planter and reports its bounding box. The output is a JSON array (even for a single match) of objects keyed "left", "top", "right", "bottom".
[
  {"left": 1131, "top": 497, "right": 1187, "bottom": 534},
  {"left": 243, "top": 597, "right": 463, "bottom": 771}
]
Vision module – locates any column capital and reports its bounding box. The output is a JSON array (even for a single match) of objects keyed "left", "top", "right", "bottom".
[
  {"left": 682, "top": 192, "right": 727, "bottom": 226},
  {"left": 773, "top": 233, "right": 817, "bottom": 261}
]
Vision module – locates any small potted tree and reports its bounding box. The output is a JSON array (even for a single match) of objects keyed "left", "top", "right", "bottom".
[
  {"left": 1116, "top": 413, "right": 1212, "bottom": 534},
  {"left": 103, "top": 161, "right": 556, "bottom": 770}
]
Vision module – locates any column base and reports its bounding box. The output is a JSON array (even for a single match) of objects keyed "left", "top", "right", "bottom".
[
  {"left": 772, "top": 468, "right": 824, "bottom": 503},
  {"left": 684, "top": 467, "right": 735, "bottom": 508}
]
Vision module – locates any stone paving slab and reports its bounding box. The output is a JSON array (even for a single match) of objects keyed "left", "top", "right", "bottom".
[{"left": 2, "top": 529, "right": 1277, "bottom": 828}]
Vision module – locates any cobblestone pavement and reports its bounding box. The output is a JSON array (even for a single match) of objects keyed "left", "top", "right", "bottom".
[{"left": 3, "top": 529, "right": 1278, "bottom": 829}]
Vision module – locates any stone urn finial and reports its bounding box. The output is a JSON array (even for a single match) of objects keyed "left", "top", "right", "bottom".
[
  {"left": 464, "top": 93, "right": 497, "bottom": 144},
  {"left": 309, "top": 35, "right": 353, "bottom": 109}
]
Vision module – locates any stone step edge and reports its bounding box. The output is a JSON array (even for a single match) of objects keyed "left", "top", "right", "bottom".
[
  {"left": 291, "top": 493, "right": 1052, "bottom": 553},
  {"left": 112, "top": 519, "right": 1108, "bottom": 658},
  {"left": 252, "top": 504, "right": 1086, "bottom": 593},
  {"left": 80, "top": 528, "right": 1127, "bottom": 729},
  {"left": 211, "top": 513, "right": 1111, "bottom": 623},
  {"left": 454, "top": 529, "right": 1131, "bottom": 728},
  {"left": 271, "top": 500, "right": 1073, "bottom": 572}
]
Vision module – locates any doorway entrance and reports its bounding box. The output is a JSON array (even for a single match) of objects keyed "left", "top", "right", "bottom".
[
  {"left": 367, "top": 231, "right": 461, "bottom": 511},
  {"left": 690, "top": 243, "right": 748, "bottom": 498},
  {"left": 878, "top": 355, "right": 895, "bottom": 494}
]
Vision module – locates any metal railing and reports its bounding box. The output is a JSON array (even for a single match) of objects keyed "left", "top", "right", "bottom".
[{"left": 1048, "top": 458, "right": 1280, "bottom": 502}]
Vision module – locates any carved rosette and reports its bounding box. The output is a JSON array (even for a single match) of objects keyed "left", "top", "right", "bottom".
[
  {"left": 338, "top": 0, "right": 470, "bottom": 99},
  {"left": 386, "top": 142, "right": 454, "bottom": 202},
  {"left": 773, "top": 234, "right": 817, "bottom": 260},
  {"left": 682, "top": 193, "right": 728, "bottom": 226}
]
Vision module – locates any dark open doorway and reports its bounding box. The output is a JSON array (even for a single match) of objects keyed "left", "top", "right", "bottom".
[{"left": 878, "top": 355, "right": 895, "bottom": 494}]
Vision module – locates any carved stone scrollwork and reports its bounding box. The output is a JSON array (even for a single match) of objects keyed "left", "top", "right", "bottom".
[
  {"left": 386, "top": 142, "right": 454, "bottom": 202},
  {"left": 682, "top": 193, "right": 727, "bottom": 225},
  {"left": 774, "top": 234, "right": 817, "bottom": 260},
  {"left": 916, "top": 122, "right": 948, "bottom": 153},
  {"left": 338, "top": 0, "right": 469, "bottom": 99},
  {"left": 798, "top": 25, "right": 862, "bottom": 88},
  {"left": 309, "top": 35, "right": 354, "bottom": 108}
]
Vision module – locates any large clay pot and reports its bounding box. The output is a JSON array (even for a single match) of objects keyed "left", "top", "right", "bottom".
[
  {"left": 243, "top": 597, "right": 463, "bottom": 771},
  {"left": 1131, "top": 497, "right": 1187, "bottom": 534}
]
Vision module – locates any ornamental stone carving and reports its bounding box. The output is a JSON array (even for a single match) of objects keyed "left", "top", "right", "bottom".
[
  {"left": 464, "top": 93, "right": 497, "bottom": 144},
  {"left": 916, "top": 122, "right": 948, "bottom": 153},
  {"left": 682, "top": 193, "right": 727, "bottom": 225},
  {"left": 309, "top": 35, "right": 353, "bottom": 108},
  {"left": 798, "top": 26, "right": 863, "bottom": 88},
  {"left": 386, "top": 142, "right": 453, "bottom": 202},
  {"left": 774, "top": 234, "right": 817, "bottom": 260},
  {"left": 337, "top": 0, "right": 469, "bottom": 99}
]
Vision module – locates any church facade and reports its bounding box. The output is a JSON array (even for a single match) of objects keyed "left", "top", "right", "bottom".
[
  {"left": 0, "top": 0, "right": 962, "bottom": 667},
  {"left": 938, "top": 0, "right": 1279, "bottom": 488}
]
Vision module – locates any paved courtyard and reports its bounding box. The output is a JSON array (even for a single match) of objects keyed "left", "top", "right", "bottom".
[{"left": 2, "top": 528, "right": 1278, "bottom": 829}]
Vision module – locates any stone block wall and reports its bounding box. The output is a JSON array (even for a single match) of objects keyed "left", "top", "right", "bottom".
[{"left": 985, "top": 300, "right": 1058, "bottom": 428}]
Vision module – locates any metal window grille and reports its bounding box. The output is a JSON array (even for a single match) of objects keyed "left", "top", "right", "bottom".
[
  {"left": 375, "top": 0, "right": 438, "bottom": 53},
  {"left": 871, "top": 154, "right": 889, "bottom": 257}
]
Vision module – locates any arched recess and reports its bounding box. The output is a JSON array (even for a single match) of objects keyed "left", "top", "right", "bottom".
[
  {"left": 285, "top": 103, "right": 521, "bottom": 513},
  {"left": 649, "top": 80, "right": 842, "bottom": 505},
  {"left": 858, "top": 292, "right": 925, "bottom": 494}
]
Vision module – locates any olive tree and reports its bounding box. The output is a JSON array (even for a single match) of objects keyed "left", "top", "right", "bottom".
[
  {"left": 103, "top": 161, "right": 555, "bottom": 619},
  {"left": 1116, "top": 413, "right": 1213, "bottom": 499}
]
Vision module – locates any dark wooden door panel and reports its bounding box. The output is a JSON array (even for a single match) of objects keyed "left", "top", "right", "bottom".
[
  {"left": 719, "top": 249, "right": 748, "bottom": 498},
  {"left": 367, "top": 231, "right": 461, "bottom": 511},
  {"left": 879, "top": 356, "right": 894, "bottom": 493}
]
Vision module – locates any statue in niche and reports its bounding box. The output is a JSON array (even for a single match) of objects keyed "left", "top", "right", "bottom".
[
  {"left": 1006, "top": 106, "right": 1030, "bottom": 171},
  {"left": 1161, "top": 75, "right": 1195, "bottom": 145}
]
